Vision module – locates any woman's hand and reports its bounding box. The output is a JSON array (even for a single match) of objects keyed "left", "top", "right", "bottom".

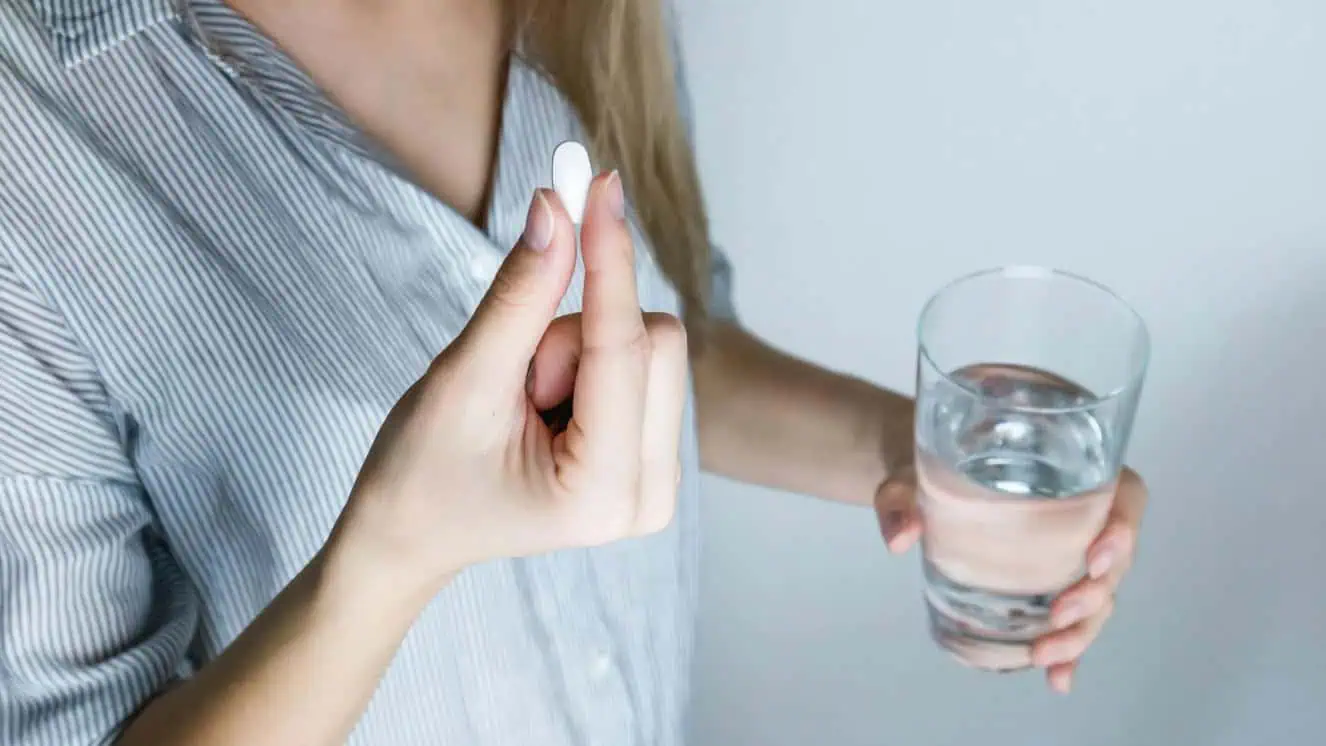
[
  {"left": 876, "top": 465, "right": 1148, "bottom": 694},
  {"left": 114, "top": 175, "right": 686, "bottom": 746},
  {"left": 332, "top": 172, "right": 688, "bottom": 599}
]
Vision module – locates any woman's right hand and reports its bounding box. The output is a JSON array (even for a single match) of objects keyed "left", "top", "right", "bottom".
[
  {"left": 109, "top": 175, "right": 685, "bottom": 746},
  {"left": 330, "top": 172, "right": 688, "bottom": 595}
]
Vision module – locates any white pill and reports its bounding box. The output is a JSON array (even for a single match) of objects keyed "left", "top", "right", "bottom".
[{"left": 551, "top": 140, "right": 593, "bottom": 224}]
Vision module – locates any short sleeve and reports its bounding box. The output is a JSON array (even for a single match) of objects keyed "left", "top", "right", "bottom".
[
  {"left": 667, "top": 3, "right": 739, "bottom": 322},
  {"left": 0, "top": 260, "right": 198, "bottom": 746}
]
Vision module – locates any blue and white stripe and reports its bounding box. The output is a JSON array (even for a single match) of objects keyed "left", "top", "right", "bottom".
[{"left": 0, "top": 1, "right": 733, "bottom": 743}]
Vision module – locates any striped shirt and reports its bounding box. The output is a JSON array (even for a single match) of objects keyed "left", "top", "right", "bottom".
[{"left": 0, "top": 1, "right": 736, "bottom": 744}]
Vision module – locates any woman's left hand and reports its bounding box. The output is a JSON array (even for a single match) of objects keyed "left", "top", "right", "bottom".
[{"left": 875, "top": 465, "right": 1148, "bottom": 694}]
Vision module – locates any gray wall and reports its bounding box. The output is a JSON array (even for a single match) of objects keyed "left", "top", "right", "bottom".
[{"left": 678, "top": 1, "right": 1325, "bottom": 744}]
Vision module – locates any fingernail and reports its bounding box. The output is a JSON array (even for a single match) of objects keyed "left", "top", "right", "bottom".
[
  {"left": 604, "top": 170, "right": 625, "bottom": 221},
  {"left": 1088, "top": 550, "right": 1114, "bottom": 579},
  {"left": 523, "top": 191, "right": 553, "bottom": 252}
]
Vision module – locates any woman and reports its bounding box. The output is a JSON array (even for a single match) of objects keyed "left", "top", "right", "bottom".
[{"left": 0, "top": 1, "right": 1148, "bottom": 744}]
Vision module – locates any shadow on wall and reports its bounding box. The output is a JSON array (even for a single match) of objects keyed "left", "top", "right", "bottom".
[{"left": 1121, "top": 263, "right": 1324, "bottom": 745}]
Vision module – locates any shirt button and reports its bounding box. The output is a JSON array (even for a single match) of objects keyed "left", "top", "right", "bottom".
[
  {"left": 589, "top": 650, "right": 613, "bottom": 679},
  {"left": 469, "top": 251, "right": 501, "bottom": 282}
]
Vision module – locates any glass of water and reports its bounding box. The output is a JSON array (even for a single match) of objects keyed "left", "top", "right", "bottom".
[{"left": 914, "top": 266, "right": 1149, "bottom": 671}]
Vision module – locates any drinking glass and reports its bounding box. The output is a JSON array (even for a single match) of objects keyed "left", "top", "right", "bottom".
[{"left": 914, "top": 266, "right": 1149, "bottom": 671}]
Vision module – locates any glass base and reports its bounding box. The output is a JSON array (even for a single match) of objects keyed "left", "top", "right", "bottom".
[
  {"left": 924, "top": 566, "right": 1059, "bottom": 672},
  {"left": 927, "top": 605, "right": 1035, "bottom": 672}
]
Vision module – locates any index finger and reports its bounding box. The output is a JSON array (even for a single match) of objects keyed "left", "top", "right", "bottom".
[
  {"left": 1087, "top": 467, "right": 1147, "bottom": 579},
  {"left": 1110, "top": 467, "right": 1148, "bottom": 528},
  {"left": 579, "top": 171, "right": 646, "bottom": 351},
  {"left": 565, "top": 171, "right": 649, "bottom": 483}
]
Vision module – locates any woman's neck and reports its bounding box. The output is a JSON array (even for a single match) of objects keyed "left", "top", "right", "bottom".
[{"left": 224, "top": 0, "right": 510, "bottom": 225}]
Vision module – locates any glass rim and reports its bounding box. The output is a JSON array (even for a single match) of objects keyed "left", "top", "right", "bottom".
[{"left": 917, "top": 265, "right": 1151, "bottom": 415}]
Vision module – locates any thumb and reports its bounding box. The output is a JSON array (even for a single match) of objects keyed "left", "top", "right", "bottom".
[
  {"left": 461, "top": 190, "right": 577, "bottom": 374},
  {"left": 875, "top": 464, "right": 922, "bottom": 554}
]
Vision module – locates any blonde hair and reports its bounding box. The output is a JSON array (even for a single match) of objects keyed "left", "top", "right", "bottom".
[{"left": 516, "top": 0, "right": 713, "bottom": 329}]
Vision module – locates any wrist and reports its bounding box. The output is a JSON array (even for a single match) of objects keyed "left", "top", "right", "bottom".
[
  {"left": 772, "top": 377, "right": 913, "bottom": 506},
  {"left": 844, "top": 384, "right": 915, "bottom": 497},
  {"left": 871, "top": 388, "right": 915, "bottom": 482},
  {"left": 318, "top": 511, "right": 460, "bottom": 618}
]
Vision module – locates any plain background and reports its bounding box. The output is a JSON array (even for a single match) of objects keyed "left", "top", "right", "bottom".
[{"left": 677, "top": 1, "right": 1325, "bottom": 744}]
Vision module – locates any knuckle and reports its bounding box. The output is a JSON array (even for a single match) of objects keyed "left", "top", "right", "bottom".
[
  {"left": 634, "top": 495, "right": 677, "bottom": 536},
  {"left": 633, "top": 475, "right": 680, "bottom": 536},
  {"left": 623, "top": 327, "right": 653, "bottom": 360},
  {"left": 643, "top": 313, "right": 687, "bottom": 358},
  {"left": 1078, "top": 588, "right": 1106, "bottom": 617},
  {"left": 588, "top": 319, "right": 652, "bottom": 362},
  {"left": 1093, "top": 595, "right": 1117, "bottom": 625},
  {"left": 485, "top": 266, "right": 536, "bottom": 313},
  {"left": 555, "top": 471, "right": 649, "bottom": 547},
  {"left": 1068, "top": 638, "right": 1090, "bottom": 660},
  {"left": 596, "top": 490, "right": 640, "bottom": 543}
]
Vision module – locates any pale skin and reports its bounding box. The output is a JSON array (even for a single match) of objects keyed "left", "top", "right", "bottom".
[{"left": 114, "top": 1, "right": 1148, "bottom": 743}]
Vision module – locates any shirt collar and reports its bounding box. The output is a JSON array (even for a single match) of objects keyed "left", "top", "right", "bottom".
[{"left": 31, "top": 0, "right": 178, "bottom": 66}]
